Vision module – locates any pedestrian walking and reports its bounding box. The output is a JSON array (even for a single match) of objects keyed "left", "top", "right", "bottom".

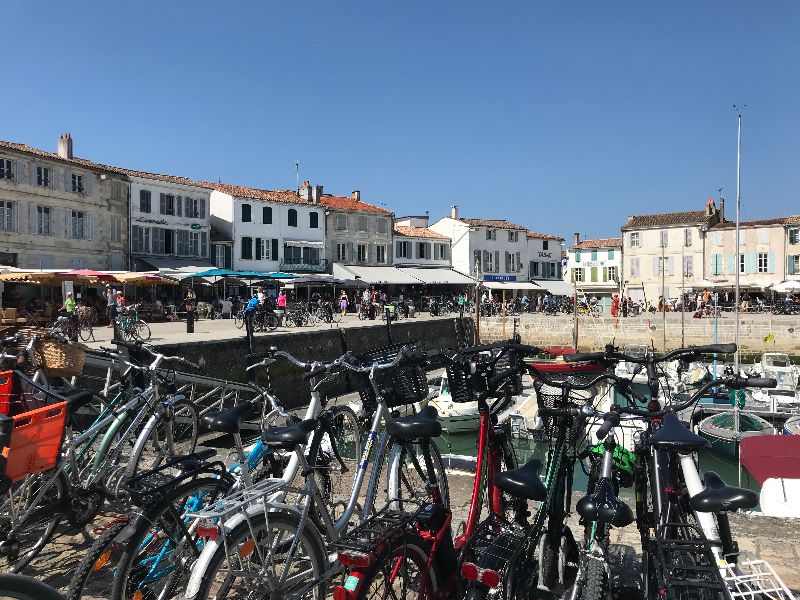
[
  {"left": 339, "top": 292, "right": 349, "bottom": 316},
  {"left": 105, "top": 285, "right": 116, "bottom": 327},
  {"left": 458, "top": 292, "right": 465, "bottom": 318},
  {"left": 276, "top": 289, "right": 287, "bottom": 326}
]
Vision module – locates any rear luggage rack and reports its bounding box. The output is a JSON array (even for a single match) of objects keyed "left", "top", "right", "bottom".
[
  {"left": 654, "top": 521, "right": 728, "bottom": 600},
  {"left": 721, "top": 553, "right": 797, "bottom": 600},
  {"left": 334, "top": 501, "right": 428, "bottom": 555}
]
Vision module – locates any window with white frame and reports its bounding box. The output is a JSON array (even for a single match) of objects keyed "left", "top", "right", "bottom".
[
  {"left": 605, "top": 266, "right": 619, "bottom": 282},
  {"left": 659, "top": 230, "right": 668, "bottom": 247},
  {"left": 132, "top": 226, "right": 150, "bottom": 254},
  {"left": 0, "top": 159, "right": 12, "bottom": 180},
  {"left": 336, "top": 243, "right": 346, "bottom": 261},
  {"left": 683, "top": 256, "right": 693, "bottom": 277},
  {"left": 572, "top": 268, "right": 584, "bottom": 282},
  {"left": 418, "top": 243, "right": 429, "bottom": 259},
  {"left": 485, "top": 251, "right": 496, "bottom": 273},
  {"left": 486, "top": 229, "right": 496, "bottom": 241},
  {"left": 357, "top": 244, "right": 367, "bottom": 262},
  {"left": 758, "top": 252, "right": 768, "bottom": 273},
  {"left": 111, "top": 216, "right": 121, "bottom": 243},
  {"left": 336, "top": 214, "right": 347, "bottom": 231},
  {"left": 375, "top": 245, "right": 386, "bottom": 264},
  {"left": 70, "top": 210, "right": 85, "bottom": 239},
  {"left": 36, "top": 166, "right": 51, "bottom": 187},
  {"left": 739, "top": 253, "right": 745, "bottom": 274},
  {"left": 71, "top": 173, "right": 84, "bottom": 193},
  {"left": 683, "top": 228, "right": 692, "bottom": 246},
  {"left": 36, "top": 206, "right": 50, "bottom": 235},
  {"left": 376, "top": 218, "right": 388, "bottom": 234},
  {"left": 189, "top": 232, "right": 199, "bottom": 257},
  {"left": 0, "top": 201, "right": 12, "bottom": 231},
  {"left": 508, "top": 231, "right": 519, "bottom": 242},
  {"left": 789, "top": 255, "right": 800, "bottom": 275},
  {"left": 215, "top": 245, "right": 226, "bottom": 267},
  {"left": 790, "top": 229, "right": 800, "bottom": 245},
  {"left": 162, "top": 194, "right": 175, "bottom": 216},
  {"left": 186, "top": 197, "right": 205, "bottom": 219},
  {"left": 435, "top": 243, "right": 447, "bottom": 260},
  {"left": 258, "top": 238, "right": 271, "bottom": 260},
  {"left": 357, "top": 216, "right": 368, "bottom": 232},
  {"left": 396, "top": 241, "right": 409, "bottom": 258},
  {"left": 629, "top": 232, "right": 640, "bottom": 247},
  {"left": 629, "top": 257, "right": 640, "bottom": 277}
]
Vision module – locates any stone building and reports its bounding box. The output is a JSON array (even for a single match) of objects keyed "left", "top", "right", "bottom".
[
  {"left": 620, "top": 199, "right": 724, "bottom": 303},
  {"left": 320, "top": 187, "right": 394, "bottom": 270},
  {"left": 0, "top": 134, "right": 129, "bottom": 270},
  {"left": 565, "top": 235, "right": 623, "bottom": 308}
]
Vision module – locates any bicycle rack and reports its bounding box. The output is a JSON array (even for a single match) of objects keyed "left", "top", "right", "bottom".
[
  {"left": 653, "top": 521, "right": 728, "bottom": 600},
  {"left": 334, "top": 501, "right": 429, "bottom": 556},
  {"left": 721, "top": 553, "right": 797, "bottom": 600}
]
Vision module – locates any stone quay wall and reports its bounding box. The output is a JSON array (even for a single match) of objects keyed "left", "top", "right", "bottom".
[{"left": 478, "top": 313, "right": 800, "bottom": 354}]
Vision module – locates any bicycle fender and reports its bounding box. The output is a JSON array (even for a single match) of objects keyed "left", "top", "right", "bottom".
[{"left": 183, "top": 501, "right": 309, "bottom": 599}]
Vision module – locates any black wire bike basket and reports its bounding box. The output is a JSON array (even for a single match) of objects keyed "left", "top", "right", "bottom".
[{"left": 354, "top": 342, "right": 429, "bottom": 411}]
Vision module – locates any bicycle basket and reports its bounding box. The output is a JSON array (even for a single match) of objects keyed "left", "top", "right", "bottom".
[
  {"left": 444, "top": 346, "right": 523, "bottom": 404},
  {"left": 0, "top": 400, "right": 68, "bottom": 482},
  {"left": 31, "top": 338, "right": 86, "bottom": 378},
  {"left": 533, "top": 370, "right": 601, "bottom": 440},
  {"left": 354, "top": 342, "right": 429, "bottom": 411},
  {"left": 0, "top": 370, "right": 71, "bottom": 417}
]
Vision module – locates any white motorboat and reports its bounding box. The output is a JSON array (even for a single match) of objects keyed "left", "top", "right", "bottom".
[
  {"left": 746, "top": 353, "right": 800, "bottom": 407},
  {"left": 428, "top": 372, "right": 480, "bottom": 432}
]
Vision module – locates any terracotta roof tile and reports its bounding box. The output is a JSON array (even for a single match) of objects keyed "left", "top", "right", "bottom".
[
  {"left": 622, "top": 210, "right": 709, "bottom": 230},
  {"left": 198, "top": 182, "right": 313, "bottom": 205},
  {"left": 710, "top": 216, "right": 800, "bottom": 228},
  {"left": 458, "top": 218, "right": 528, "bottom": 231},
  {"left": 320, "top": 195, "right": 393, "bottom": 215},
  {"left": 393, "top": 226, "right": 448, "bottom": 239},
  {"left": 527, "top": 231, "right": 564, "bottom": 240},
  {"left": 570, "top": 238, "right": 623, "bottom": 250}
]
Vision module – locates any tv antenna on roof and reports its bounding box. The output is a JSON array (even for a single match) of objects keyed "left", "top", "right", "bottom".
[{"left": 294, "top": 161, "right": 301, "bottom": 192}]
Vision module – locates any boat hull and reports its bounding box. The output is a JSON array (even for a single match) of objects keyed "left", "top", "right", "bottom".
[
  {"left": 698, "top": 412, "right": 776, "bottom": 463},
  {"left": 428, "top": 399, "right": 480, "bottom": 432}
]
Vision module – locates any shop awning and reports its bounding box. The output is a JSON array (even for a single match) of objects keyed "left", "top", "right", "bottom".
[
  {"left": 482, "top": 281, "right": 542, "bottom": 291},
  {"left": 138, "top": 257, "right": 217, "bottom": 281},
  {"left": 333, "top": 264, "right": 422, "bottom": 285},
  {"left": 283, "top": 240, "right": 324, "bottom": 248},
  {"left": 534, "top": 280, "right": 574, "bottom": 296},
  {"left": 396, "top": 268, "right": 476, "bottom": 285}
]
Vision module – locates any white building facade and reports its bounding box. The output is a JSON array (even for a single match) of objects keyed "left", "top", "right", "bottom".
[
  {"left": 429, "top": 207, "right": 528, "bottom": 281},
  {"left": 393, "top": 216, "right": 451, "bottom": 268},
  {"left": 207, "top": 183, "right": 325, "bottom": 273},
  {"left": 565, "top": 236, "right": 623, "bottom": 307},
  {"left": 127, "top": 174, "right": 211, "bottom": 272}
]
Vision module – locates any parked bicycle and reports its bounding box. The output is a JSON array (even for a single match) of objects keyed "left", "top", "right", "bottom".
[{"left": 115, "top": 304, "right": 152, "bottom": 341}]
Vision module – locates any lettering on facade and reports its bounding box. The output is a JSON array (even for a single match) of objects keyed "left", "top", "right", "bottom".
[
  {"left": 484, "top": 275, "right": 517, "bottom": 282},
  {"left": 538, "top": 252, "right": 552, "bottom": 258}
]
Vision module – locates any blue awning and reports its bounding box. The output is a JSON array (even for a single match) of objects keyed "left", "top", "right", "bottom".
[{"left": 185, "top": 269, "right": 295, "bottom": 280}]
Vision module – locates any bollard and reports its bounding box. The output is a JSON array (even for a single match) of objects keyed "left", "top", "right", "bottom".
[
  {"left": 244, "top": 311, "right": 254, "bottom": 354},
  {"left": 186, "top": 308, "right": 195, "bottom": 333},
  {"left": 385, "top": 307, "right": 393, "bottom": 344}
]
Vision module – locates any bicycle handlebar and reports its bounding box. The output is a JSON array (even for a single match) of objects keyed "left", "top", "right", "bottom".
[
  {"left": 111, "top": 339, "right": 203, "bottom": 372},
  {"left": 563, "top": 343, "right": 738, "bottom": 365}
]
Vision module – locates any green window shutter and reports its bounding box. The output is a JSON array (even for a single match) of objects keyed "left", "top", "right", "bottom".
[
  {"left": 263, "top": 206, "right": 272, "bottom": 224},
  {"left": 591, "top": 250, "right": 598, "bottom": 261},
  {"left": 789, "top": 256, "right": 796, "bottom": 276},
  {"left": 607, "top": 249, "right": 614, "bottom": 259},
  {"left": 591, "top": 267, "right": 598, "bottom": 282},
  {"left": 575, "top": 250, "right": 581, "bottom": 261}
]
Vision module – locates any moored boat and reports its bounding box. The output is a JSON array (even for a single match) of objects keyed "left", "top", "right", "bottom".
[
  {"left": 747, "top": 352, "right": 800, "bottom": 407},
  {"left": 698, "top": 411, "right": 776, "bottom": 462},
  {"left": 428, "top": 372, "right": 479, "bottom": 432},
  {"left": 740, "top": 435, "right": 800, "bottom": 517},
  {"left": 783, "top": 415, "right": 800, "bottom": 435}
]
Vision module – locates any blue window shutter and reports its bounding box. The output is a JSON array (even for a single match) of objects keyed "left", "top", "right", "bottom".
[
  {"left": 768, "top": 252, "right": 775, "bottom": 274},
  {"left": 789, "top": 256, "right": 796, "bottom": 276},
  {"left": 727, "top": 254, "right": 736, "bottom": 275},
  {"left": 745, "top": 252, "right": 757, "bottom": 274}
]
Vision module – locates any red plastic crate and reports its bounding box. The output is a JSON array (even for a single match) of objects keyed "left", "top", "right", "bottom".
[{"left": 3, "top": 402, "right": 67, "bottom": 482}]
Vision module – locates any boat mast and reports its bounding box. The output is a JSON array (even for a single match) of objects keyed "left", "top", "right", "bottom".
[{"left": 733, "top": 104, "right": 745, "bottom": 486}]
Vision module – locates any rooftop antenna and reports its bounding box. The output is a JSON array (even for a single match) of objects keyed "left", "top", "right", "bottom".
[{"left": 294, "top": 161, "right": 301, "bottom": 192}]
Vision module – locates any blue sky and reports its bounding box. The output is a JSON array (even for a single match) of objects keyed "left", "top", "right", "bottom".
[{"left": 3, "top": 1, "right": 799, "bottom": 241}]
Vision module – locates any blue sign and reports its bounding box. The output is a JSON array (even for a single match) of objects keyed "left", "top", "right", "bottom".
[{"left": 483, "top": 275, "right": 517, "bottom": 282}]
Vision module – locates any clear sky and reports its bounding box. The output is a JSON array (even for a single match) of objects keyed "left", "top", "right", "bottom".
[{"left": 3, "top": 1, "right": 799, "bottom": 241}]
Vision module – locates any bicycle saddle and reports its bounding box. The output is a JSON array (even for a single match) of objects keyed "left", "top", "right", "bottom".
[
  {"left": 202, "top": 401, "right": 256, "bottom": 435},
  {"left": 576, "top": 477, "right": 634, "bottom": 527},
  {"left": 386, "top": 405, "right": 442, "bottom": 441},
  {"left": 690, "top": 471, "right": 758, "bottom": 513},
  {"left": 261, "top": 419, "right": 316, "bottom": 450},
  {"left": 65, "top": 390, "right": 96, "bottom": 415},
  {"left": 647, "top": 412, "right": 709, "bottom": 452},
  {"left": 493, "top": 458, "right": 547, "bottom": 501}
]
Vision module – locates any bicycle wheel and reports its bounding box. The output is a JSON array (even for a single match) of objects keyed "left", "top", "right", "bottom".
[
  {"left": 264, "top": 314, "right": 278, "bottom": 332},
  {"left": 0, "top": 472, "right": 66, "bottom": 573},
  {"left": 79, "top": 324, "right": 94, "bottom": 342},
  {"left": 349, "top": 529, "right": 432, "bottom": 600},
  {"left": 234, "top": 313, "right": 244, "bottom": 329},
  {"left": 114, "top": 476, "right": 229, "bottom": 600},
  {"left": 330, "top": 309, "right": 342, "bottom": 323},
  {"left": 284, "top": 312, "right": 296, "bottom": 328},
  {"left": 190, "top": 511, "right": 326, "bottom": 600},
  {"left": 128, "top": 399, "right": 199, "bottom": 477},
  {"left": 579, "top": 558, "right": 607, "bottom": 600},
  {"left": 0, "top": 574, "right": 65, "bottom": 600},
  {"left": 136, "top": 320, "right": 151, "bottom": 341},
  {"left": 310, "top": 405, "right": 361, "bottom": 523},
  {"left": 66, "top": 518, "right": 129, "bottom": 600},
  {"left": 387, "top": 438, "right": 450, "bottom": 510}
]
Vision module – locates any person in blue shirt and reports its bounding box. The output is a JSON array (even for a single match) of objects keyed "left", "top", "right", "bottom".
[{"left": 245, "top": 294, "right": 259, "bottom": 314}]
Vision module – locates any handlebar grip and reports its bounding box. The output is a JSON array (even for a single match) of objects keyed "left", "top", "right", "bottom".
[
  {"left": 303, "top": 365, "right": 329, "bottom": 380},
  {"left": 563, "top": 352, "right": 609, "bottom": 364},
  {"left": 688, "top": 343, "right": 737, "bottom": 354},
  {"left": 246, "top": 352, "right": 270, "bottom": 362},
  {"left": 596, "top": 419, "right": 614, "bottom": 440},
  {"left": 743, "top": 377, "right": 777, "bottom": 389}
]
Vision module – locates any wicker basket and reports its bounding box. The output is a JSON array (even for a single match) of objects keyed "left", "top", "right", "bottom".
[{"left": 32, "top": 338, "right": 86, "bottom": 378}]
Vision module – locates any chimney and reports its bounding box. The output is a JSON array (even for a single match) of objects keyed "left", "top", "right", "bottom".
[
  {"left": 705, "top": 197, "right": 715, "bottom": 217},
  {"left": 719, "top": 197, "right": 725, "bottom": 222},
  {"left": 351, "top": 190, "right": 361, "bottom": 202},
  {"left": 57, "top": 133, "right": 73, "bottom": 160},
  {"left": 312, "top": 185, "right": 323, "bottom": 204},
  {"left": 451, "top": 205, "right": 459, "bottom": 220},
  {"left": 573, "top": 232, "right": 580, "bottom": 246},
  {"left": 299, "top": 182, "right": 312, "bottom": 201}
]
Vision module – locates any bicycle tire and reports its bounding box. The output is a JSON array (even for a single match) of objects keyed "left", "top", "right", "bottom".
[
  {"left": 331, "top": 310, "right": 342, "bottom": 323},
  {"left": 541, "top": 469, "right": 567, "bottom": 590},
  {"left": 135, "top": 321, "right": 151, "bottom": 341},
  {"left": 114, "top": 476, "right": 230, "bottom": 600},
  {"left": 66, "top": 518, "right": 129, "bottom": 600},
  {"left": 387, "top": 438, "right": 450, "bottom": 510},
  {"left": 78, "top": 324, "right": 93, "bottom": 342},
  {"left": 581, "top": 558, "right": 607, "bottom": 600},
  {"left": 127, "top": 399, "right": 199, "bottom": 478},
  {"left": 0, "top": 472, "right": 67, "bottom": 573},
  {"left": 189, "top": 511, "right": 326, "bottom": 600},
  {"left": 310, "top": 405, "right": 362, "bottom": 525},
  {"left": 234, "top": 314, "right": 244, "bottom": 329},
  {"left": 0, "top": 573, "right": 65, "bottom": 600},
  {"left": 345, "top": 529, "right": 433, "bottom": 600},
  {"left": 264, "top": 314, "right": 278, "bottom": 332}
]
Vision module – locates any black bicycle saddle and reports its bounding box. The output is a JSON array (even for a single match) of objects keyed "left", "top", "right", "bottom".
[
  {"left": 647, "top": 412, "right": 709, "bottom": 452},
  {"left": 576, "top": 476, "right": 634, "bottom": 527}
]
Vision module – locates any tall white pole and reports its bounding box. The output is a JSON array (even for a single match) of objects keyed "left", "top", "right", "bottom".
[{"left": 734, "top": 111, "right": 742, "bottom": 371}]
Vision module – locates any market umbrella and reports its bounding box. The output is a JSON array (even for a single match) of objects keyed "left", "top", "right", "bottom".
[
  {"left": 0, "top": 272, "right": 57, "bottom": 282},
  {"left": 772, "top": 280, "right": 800, "bottom": 293}
]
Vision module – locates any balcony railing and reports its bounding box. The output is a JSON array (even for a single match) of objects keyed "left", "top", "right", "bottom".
[{"left": 279, "top": 259, "right": 329, "bottom": 273}]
